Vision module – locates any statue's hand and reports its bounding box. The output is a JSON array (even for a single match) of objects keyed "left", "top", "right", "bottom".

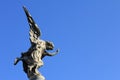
[{"left": 55, "top": 49, "right": 60, "bottom": 54}]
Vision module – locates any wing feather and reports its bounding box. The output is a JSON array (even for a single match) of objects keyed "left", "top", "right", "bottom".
[{"left": 23, "top": 6, "right": 41, "bottom": 44}]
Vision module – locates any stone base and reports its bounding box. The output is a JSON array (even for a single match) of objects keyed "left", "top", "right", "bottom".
[{"left": 29, "top": 75, "right": 45, "bottom": 80}]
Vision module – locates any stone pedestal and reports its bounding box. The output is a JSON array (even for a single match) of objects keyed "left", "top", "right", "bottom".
[{"left": 29, "top": 75, "right": 45, "bottom": 80}]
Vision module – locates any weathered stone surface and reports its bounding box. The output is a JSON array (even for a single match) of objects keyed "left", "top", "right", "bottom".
[
  {"left": 29, "top": 75, "right": 45, "bottom": 80},
  {"left": 14, "top": 6, "right": 59, "bottom": 80}
]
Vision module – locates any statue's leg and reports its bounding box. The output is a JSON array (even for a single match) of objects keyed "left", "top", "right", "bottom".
[
  {"left": 31, "top": 64, "right": 39, "bottom": 74},
  {"left": 35, "top": 65, "right": 40, "bottom": 74}
]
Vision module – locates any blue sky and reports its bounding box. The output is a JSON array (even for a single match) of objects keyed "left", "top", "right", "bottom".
[{"left": 1, "top": 0, "right": 120, "bottom": 80}]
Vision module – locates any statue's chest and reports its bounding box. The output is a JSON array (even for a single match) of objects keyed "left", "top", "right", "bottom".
[{"left": 31, "top": 49, "right": 43, "bottom": 58}]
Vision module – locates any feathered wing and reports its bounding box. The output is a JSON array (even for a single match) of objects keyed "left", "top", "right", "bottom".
[{"left": 23, "top": 6, "right": 41, "bottom": 44}]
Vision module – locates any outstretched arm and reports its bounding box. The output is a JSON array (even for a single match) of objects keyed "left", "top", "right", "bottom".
[
  {"left": 14, "top": 57, "right": 22, "bottom": 65},
  {"left": 42, "top": 49, "right": 59, "bottom": 59},
  {"left": 14, "top": 52, "right": 25, "bottom": 65}
]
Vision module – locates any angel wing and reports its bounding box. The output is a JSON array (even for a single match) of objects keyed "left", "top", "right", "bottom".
[{"left": 23, "top": 6, "right": 41, "bottom": 44}]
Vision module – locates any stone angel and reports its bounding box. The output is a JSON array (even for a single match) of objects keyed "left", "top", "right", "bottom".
[{"left": 14, "top": 6, "right": 59, "bottom": 80}]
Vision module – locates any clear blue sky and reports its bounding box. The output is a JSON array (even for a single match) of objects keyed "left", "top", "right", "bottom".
[{"left": 1, "top": 0, "right": 120, "bottom": 80}]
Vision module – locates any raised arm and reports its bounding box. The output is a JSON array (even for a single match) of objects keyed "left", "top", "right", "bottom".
[{"left": 42, "top": 49, "right": 59, "bottom": 59}]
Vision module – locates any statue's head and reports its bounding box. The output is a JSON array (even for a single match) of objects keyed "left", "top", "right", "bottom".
[{"left": 45, "top": 41, "right": 54, "bottom": 50}]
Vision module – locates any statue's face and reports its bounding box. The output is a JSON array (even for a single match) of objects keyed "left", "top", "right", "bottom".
[{"left": 45, "top": 41, "right": 54, "bottom": 50}]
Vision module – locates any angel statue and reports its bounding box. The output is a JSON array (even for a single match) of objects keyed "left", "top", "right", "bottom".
[{"left": 14, "top": 6, "right": 59, "bottom": 80}]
